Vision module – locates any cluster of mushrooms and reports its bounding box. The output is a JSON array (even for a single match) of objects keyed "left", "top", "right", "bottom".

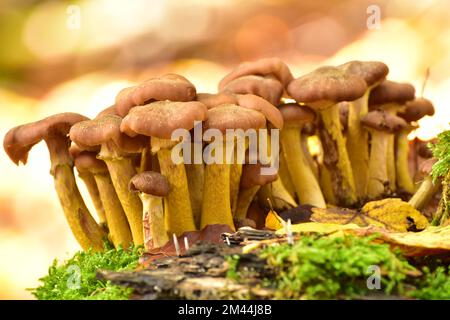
[{"left": 3, "top": 58, "right": 437, "bottom": 251}]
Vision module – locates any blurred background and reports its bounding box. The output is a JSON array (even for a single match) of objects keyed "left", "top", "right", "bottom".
[{"left": 0, "top": 0, "right": 449, "bottom": 299}]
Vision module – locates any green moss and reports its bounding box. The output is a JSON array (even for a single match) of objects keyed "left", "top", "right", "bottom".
[
  {"left": 430, "top": 130, "right": 450, "bottom": 182},
  {"left": 31, "top": 244, "right": 142, "bottom": 300},
  {"left": 409, "top": 266, "right": 450, "bottom": 300}
]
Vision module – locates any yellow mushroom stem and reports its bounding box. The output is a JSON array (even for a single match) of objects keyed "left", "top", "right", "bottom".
[
  {"left": 77, "top": 171, "right": 106, "bottom": 225},
  {"left": 230, "top": 161, "right": 243, "bottom": 216},
  {"left": 346, "top": 90, "right": 370, "bottom": 199},
  {"left": 93, "top": 172, "right": 132, "bottom": 248},
  {"left": 409, "top": 175, "right": 440, "bottom": 211},
  {"left": 139, "top": 146, "right": 151, "bottom": 173},
  {"left": 386, "top": 134, "right": 396, "bottom": 192},
  {"left": 98, "top": 141, "right": 143, "bottom": 245},
  {"left": 280, "top": 128, "right": 326, "bottom": 208},
  {"left": 138, "top": 193, "right": 168, "bottom": 248},
  {"left": 319, "top": 163, "right": 336, "bottom": 205},
  {"left": 396, "top": 130, "right": 415, "bottom": 193},
  {"left": 301, "top": 135, "right": 319, "bottom": 179},
  {"left": 47, "top": 134, "right": 105, "bottom": 251},
  {"left": 201, "top": 143, "right": 235, "bottom": 230},
  {"left": 185, "top": 162, "right": 204, "bottom": 229},
  {"left": 319, "top": 106, "right": 357, "bottom": 206},
  {"left": 278, "top": 152, "right": 296, "bottom": 199},
  {"left": 257, "top": 178, "right": 297, "bottom": 210},
  {"left": 235, "top": 186, "right": 260, "bottom": 220},
  {"left": 367, "top": 130, "right": 389, "bottom": 199},
  {"left": 152, "top": 137, "right": 196, "bottom": 236}
]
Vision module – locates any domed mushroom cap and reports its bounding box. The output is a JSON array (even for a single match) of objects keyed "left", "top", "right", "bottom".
[
  {"left": 73, "top": 150, "right": 108, "bottom": 174},
  {"left": 398, "top": 98, "right": 435, "bottom": 122},
  {"left": 240, "top": 163, "right": 278, "bottom": 189},
  {"left": 4, "top": 112, "right": 89, "bottom": 165},
  {"left": 221, "top": 75, "right": 284, "bottom": 105},
  {"left": 70, "top": 114, "right": 147, "bottom": 153},
  {"left": 219, "top": 57, "right": 294, "bottom": 90},
  {"left": 236, "top": 94, "right": 284, "bottom": 129},
  {"left": 129, "top": 171, "right": 170, "bottom": 197},
  {"left": 120, "top": 100, "right": 208, "bottom": 139},
  {"left": 287, "top": 66, "right": 367, "bottom": 109},
  {"left": 95, "top": 105, "right": 119, "bottom": 119},
  {"left": 338, "top": 61, "right": 389, "bottom": 86},
  {"left": 197, "top": 92, "right": 238, "bottom": 109},
  {"left": 361, "top": 110, "right": 408, "bottom": 133},
  {"left": 419, "top": 158, "right": 436, "bottom": 175},
  {"left": 115, "top": 74, "right": 197, "bottom": 116},
  {"left": 278, "top": 103, "right": 315, "bottom": 129},
  {"left": 203, "top": 104, "right": 266, "bottom": 133},
  {"left": 369, "top": 80, "right": 415, "bottom": 106}
]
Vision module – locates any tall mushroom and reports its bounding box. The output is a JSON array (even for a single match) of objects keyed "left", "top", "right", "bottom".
[
  {"left": 278, "top": 103, "right": 326, "bottom": 208},
  {"left": 287, "top": 66, "right": 367, "bottom": 206},
  {"left": 3, "top": 113, "right": 106, "bottom": 251},
  {"left": 361, "top": 110, "right": 408, "bottom": 199},
  {"left": 408, "top": 158, "right": 440, "bottom": 212},
  {"left": 130, "top": 171, "right": 170, "bottom": 249},
  {"left": 70, "top": 114, "right": 147, "bottom": 245},
  {"left": 73, "top": 150, "right": 133, "bottom": 248},
  {"left": 201, "top": 104, "right": 266, "bottom": 230},
  {"left": 337, "top": 61, "right": 389, "bottom": 199},
  {"left": 120, "top": 100, "right": 208, "bottom": 236}
]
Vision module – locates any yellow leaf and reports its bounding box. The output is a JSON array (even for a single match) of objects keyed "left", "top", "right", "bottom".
[{"left": 265, "top": 209, "right": 284, "bottom": 230}]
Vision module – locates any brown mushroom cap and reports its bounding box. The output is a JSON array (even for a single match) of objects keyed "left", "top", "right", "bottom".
[
  {"left": 419, "top": 158, "right": 436, "bottom": 175},
  {"left": 70, "top": 114, "right": 147, "bottom": 153},
  {"left": 95, "top": 105, "right": 119, "bottom": 119},
  {"left": 398, "top": 98, "right": 435, "bottom": 122},
  {"left": 129, "top": 171, "right": 170, "bottom": 197},
  {"left": 219, "top": 57, "right": 294, "bottom": 90},
  {"left": 287, "top": 66, "right": 367, "bottom": 109},
  {"left": 4, "top": 113, "right": 89, "bottom": 165},
  {"left": 197, "top": 92, "right": 238, "bottom": 109},
  {"left": 361, "top": 110, "right": 408, "bottom": 133},
  {"left": 278, "top": 103, "right": 315, "bottom": 129},
  {"left": 73, "top": 150, "right": 108, "bottom": 174},
  {"left": 203, "top": 104, "right": 266, "bottom": 133},
  {"left": 338, "top": 61, "right": 389, "bottom": 86},
  {"left": 368, "top": 80, "right": 416, "bottom": 106},
  {"left": 115, "top": 74, "right": 197, "bottom": 117},
  {"left": 236, "top": 94, "right": 284, "bottom": 129},
  {"left": 240, "top": 163, "right": 278, "bottom": 189},
  {"left": 120, "top": 100, "right": 208, "bottom": 139},
  {"left": 221, "top": 75, "right": 284, "bottom": 105}
]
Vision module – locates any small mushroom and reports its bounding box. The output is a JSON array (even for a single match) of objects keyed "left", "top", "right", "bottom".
[
  {"left": 361, "top": 110, "right": 407, "bottom": 199},
  {"left": 130, "top": 171, "right": 170, "bottom": 249},
  {"left": 70, "top": 114, "right": 147, "bottom": 245},
  {"left": 3, "top": 113, "right": 106, "bottom": 251},
  {"left": 197, "top": 92, "right": 238, "bottom": 109},
  {"left": 287, "top": 66, "right": 367, "bottom": 206},
  {"left": 408, "top": 158, "right": 440, "bottom": 213},
  {"left": 235, "top": 163, "right": 278, "bottom": 222},
  {"left": 73, "top": 150, "right": 132, "bottom": 248},
  {"left": 115, "top": 74, "right": 197, "bottom": 116},
  {"left": 120, "top": 100, "right": 208, "bottom": 236},
  {"left": 278, "top": 103, "right": 326, "bottom": 208}
]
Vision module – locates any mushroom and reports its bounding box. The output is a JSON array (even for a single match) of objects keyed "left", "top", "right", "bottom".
[
  {"left": 408, "top": 158, "right": 440, "bottom": 212},
  {"left": 287, "top": 66, "right": 367, "bottom": 206},
  {"left": 73, "top": 150, "right": 132, "bottom": 248},
  {"left": 120, "top": 100, "right": 208, "bottom": 235},
  {"left": 369, "top": 80, "right": 416, "bottom": 193},
  {"left": 3, "top": 113, "right": 106, "bottom": 251},
  {"left": 361, "top": 110, "right": 408, "bottom": 199},
  {"left": 69, "top": 144, "right": 106, "bottom": 226},
  {"left": 129, "top": 171, "right": 170, "bottom": 249},
  {"left": 301, "top": 121, "right": 319, "bottom": 179},
  {"left": 218, "top": 57, "right": 294, "bottom": 90},
  {"left": 69, "top": 114, "right": 147, "bottom": 245},
  {"left": 278, "top": 103, "right": 326, "bottom": 208},
  {"left": 201, "top": 104, "right": 266, "bottom": 230},
  {"left": 221, "top": 75, "right": 283, "bottom": 105},
  {"left": 115, "top": 73, "right": 197, "bottom": 117},
  {"left": 396, "top": 98, "right": 435, "bottom": 193},
  {"left": 337, "top": 61, "right": 389, "bottom": 199},
  {"left": 197, "top": 92, "right": 238, "bottom": 109},
  {"left": 235, "top": 163, "right": 278, "bottom": 222}
]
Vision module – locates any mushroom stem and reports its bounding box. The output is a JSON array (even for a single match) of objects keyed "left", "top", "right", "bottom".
[
  {"left": 99, "top": 142, "right": 143, "bottom": 245},
  {"left": 367, "top": 130, "right": 389, "bottom": 199},
  {"left": 77, "top": 171, "right": 106, "bottom": 225},
  {"left": 93, "top": 173, "right": 133, "bottom": 248},
  {"left": 319, "top": 163, "right": 337, "bottom": 205},
  {"left": 319, "top": 105, "right": 357, "bottom": 206},
  {"left": 185, "top": 162, "right": 204, "bottom": 228},
  {"left": 257, "top": 178, "right": 297, "bottom": 210},
  {"left": 138, "top": 193, "right": 168, "bottom": 248},
  {"left": 230, "top": 161, "right": 243, "bottom": 216},
  {"left": 281, "top": 128, "right": 326, "bottom": 208},
  {"left": 386, "top": 134, "right": 396, "bottom": 192},
  {"left": 346, "top": 91, "right": 370, "bottom": 198},
  {"left": 278, "top": 152, "right": 296, "bottom": 198},
  {"left": 153, "top": 138, "right": 196, "bottom": 235},
  {"left": 235, "top": 186, "right": 260, "bottom": 220},
  {"left": 396, "top": 130, "right": 415, "bottom": 193},
  {"left": 301, "top": 135, "right": 319, "bottom": 179},
  {"left": 409, "top": 175, "right": 440, "bottom": 211},
  {"left": 47, "top": 134, "right": 105, "bottom": 251}
]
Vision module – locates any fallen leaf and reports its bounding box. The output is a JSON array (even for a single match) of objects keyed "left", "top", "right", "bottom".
[
  {"left": 265, "top": 209, "right": 284, "bottom": 230},
  {"left": 275, "top": 222, "right": 361, "bottom": 237}
]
